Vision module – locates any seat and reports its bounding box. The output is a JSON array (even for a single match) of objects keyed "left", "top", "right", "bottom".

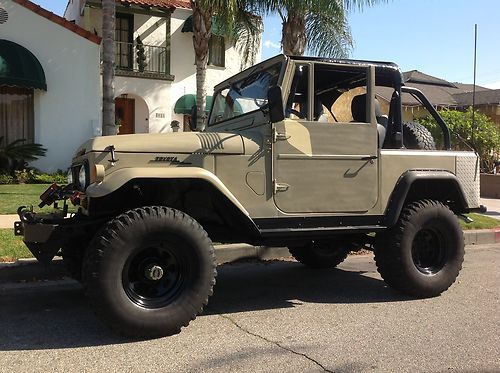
[
  {"left": 314, "top": 97, "right": 329, "bottom": 122},
  {"left": 351, "top": 94, "right": 387, "bottom": 147}
]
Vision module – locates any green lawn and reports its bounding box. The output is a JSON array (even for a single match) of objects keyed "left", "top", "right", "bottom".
[
  {"left": 459, "top": 213, "right": 500, "bottom": 230},
  {"left": 0, "top": 229, "right": 33, "bottom": 262},
  {"left": 0, "top": 184, "right": 52, "bottom": 214}
]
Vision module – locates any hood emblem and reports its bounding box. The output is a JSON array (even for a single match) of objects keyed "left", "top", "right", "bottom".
[{"left": 152, "top": 156, "right": 191, "bottom": 165}]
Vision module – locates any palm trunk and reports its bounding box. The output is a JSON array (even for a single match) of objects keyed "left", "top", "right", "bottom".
[
  {"left": 102, "top": 0, "right": 117, "bottom": 136},
  {"left": 282, "top": 13, "right": 306, "bottom": 56},
  {"left": 191, "top": 1, "right": 212, "bottom": 130}
]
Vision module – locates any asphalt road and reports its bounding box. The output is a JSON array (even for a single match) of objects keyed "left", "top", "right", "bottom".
[{"left": 0, "top": 245, "right": 499, "bottom": 373}]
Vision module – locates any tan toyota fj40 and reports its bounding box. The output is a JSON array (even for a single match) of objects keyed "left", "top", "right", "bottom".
[{"left": 15, "top": 55, "right": 483, "bottom": 338}]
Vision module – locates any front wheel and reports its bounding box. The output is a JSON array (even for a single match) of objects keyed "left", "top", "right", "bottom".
[
  {"left": 374, "top": 200, "right": 464, "bottom": 298},
  {"left": 82, "top": 206, "right": 216, "bottom": 338}
]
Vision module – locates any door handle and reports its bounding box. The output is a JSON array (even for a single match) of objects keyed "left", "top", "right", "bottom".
[{"left": 361, "top": 155, "right": 378, "bottom": 160}]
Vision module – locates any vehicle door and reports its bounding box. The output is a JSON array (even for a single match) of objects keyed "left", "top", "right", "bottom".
[{"left": 272, "top": 62, "right": 379, "bottom": 213}]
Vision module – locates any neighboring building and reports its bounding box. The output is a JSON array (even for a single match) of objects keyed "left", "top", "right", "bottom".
[
  {"left": 0, "top": 0, "right": 101, "bottom": 172},
  {"left": 64, "top": 0, "right": 261, "bottom": 134},
  {"left": 376, "top": 70, "right": 500, "bottom": 126}
]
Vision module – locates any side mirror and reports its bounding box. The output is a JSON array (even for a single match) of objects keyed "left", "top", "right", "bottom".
[
  {"left": 189, "top": 105, "right": 198, "bottom": 132},
  {"left": 267, "top": 85, "right": 285, "bottom": 123}
]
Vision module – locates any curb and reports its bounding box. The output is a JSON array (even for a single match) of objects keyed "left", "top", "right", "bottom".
[
  {"left": 1, "top": 230, "right": 499, "bottom": 284},
  {"left": 0, "top": 244, "right": 292, "bottom": 284},
  {"left": 463, "top": 228, "right": 500, "bottom": 246}
]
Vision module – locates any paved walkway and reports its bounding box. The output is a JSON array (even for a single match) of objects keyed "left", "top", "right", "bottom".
[
  {"left": 0, "top": 215, "right": 17, "bottom": 229},
  {"left": 0, "top": 198, "right": 498, "bottom": 229},
  {"left": 481, "top": 197, "right": 500, "bottom": 220}
]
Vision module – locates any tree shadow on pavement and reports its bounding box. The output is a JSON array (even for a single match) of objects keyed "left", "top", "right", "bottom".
[{"left": 0, "top": 257, "right": 411, "bottom": 351}]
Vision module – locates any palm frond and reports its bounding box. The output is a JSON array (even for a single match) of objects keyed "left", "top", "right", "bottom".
[
  {"left": 233, "top": 11, "right": 263, "bottom": 68},
  {"left": 305, "top": 11, "right": 353, "bottom": 58},
  {"left": 0, "top": 137, "right": 47, "bottom": 173},
  {"left": 343, "top": 0, "right": 389, "bottom": 12}
]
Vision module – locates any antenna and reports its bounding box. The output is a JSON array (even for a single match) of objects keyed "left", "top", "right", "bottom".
[{"left": 471, "top": 24, "right": 477, "bottom": 150}]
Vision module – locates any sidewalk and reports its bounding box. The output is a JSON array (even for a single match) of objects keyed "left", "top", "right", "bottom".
[
  {"left": 0, "top": 214, "right": 17, "bottom": 229},
  {"left": 481, "top": 198, "right": 500, "bottom": 220}
]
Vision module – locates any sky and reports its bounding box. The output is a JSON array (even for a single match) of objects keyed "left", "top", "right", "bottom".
[{"left": 32, "top": 0, "right": 500, "bottom": 88}]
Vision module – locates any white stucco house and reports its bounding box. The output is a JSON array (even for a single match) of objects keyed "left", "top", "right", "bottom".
[
  {"left": 0, "top": 0, "right": 102, "bottom": 172},
  {"left": 0, "top": 0, "right": 261, "bottom": 172},
  {"left": 65, "top": 0, "right": 261, "bottom": 134}
]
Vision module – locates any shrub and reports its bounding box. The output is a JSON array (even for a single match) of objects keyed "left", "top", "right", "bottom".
[
  {"left": 0, "top": 174, "right": 14, "bottom": 184},
  {"left": 14, "top": 169, "right": 36, "bottom": 184},
  {"left": 418, "top": 108, "right": 500, "bottom": 172},
  {"left": 0, "top": 170, "right": 67, "bottom": 184},
  {"left": 31, "top": 171, "right": 67, "bottom": 184}
]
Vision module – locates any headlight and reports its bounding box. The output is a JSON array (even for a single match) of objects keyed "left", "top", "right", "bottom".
[
  {"left": 78, "top": 163, "right": 89, "bottom": 190},
  {"left": 67, "top": 169, "right": 73, "bottom": 185}
]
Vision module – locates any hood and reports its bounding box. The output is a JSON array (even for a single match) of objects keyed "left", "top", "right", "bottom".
[{"left": 75, "top": 132, "right": 245, "bottom": 156}]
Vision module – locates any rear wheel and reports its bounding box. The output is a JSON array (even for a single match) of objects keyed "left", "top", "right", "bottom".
[
  {"left": 374, "top": 200, "right": 464, "bottom": 297},
  {"left": 289, "top": 241, "right": 351, "bottom": 269},
  {"left": 83, "top": 206, "right": 216, "bottom": 338}
]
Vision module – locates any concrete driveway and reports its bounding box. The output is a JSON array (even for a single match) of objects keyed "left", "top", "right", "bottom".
[{"left": 0, "top": 244, "right": 499, "bottom": 373}]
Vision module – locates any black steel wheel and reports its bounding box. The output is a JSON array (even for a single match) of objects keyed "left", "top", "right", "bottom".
[
  {"left": 289, "top": 241, "right": 351, "bottom": 269},
  {"left": 411, "top": 228, "right": 447, "bottom": 275},
  {"left": 123, "top": 245, "right": 188, "bottom": 309},
  {"left": 374, "top": 200, "right": 464, "bottom": 298},
  {"left": 83, "top": 206, "right": 216, "bottom": 338}
]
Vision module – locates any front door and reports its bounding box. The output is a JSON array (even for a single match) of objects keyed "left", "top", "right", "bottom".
[
  {"left": 272, "top": 61, "right": 379, "bottom": 214},
  {"left": 273, "top": 119, "right": 379, "bottom": 213},
  {"left": 115, "top": 97, "right": 135, "bottom": 135}
]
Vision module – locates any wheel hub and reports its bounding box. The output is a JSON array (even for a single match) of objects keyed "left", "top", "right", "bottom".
[
  {"left": 412, "top": 228, "right": 446, "bottom": 275},
  {"left": 123, "top": 245, "right": 186, "bottom": 309},
  {"left": 145, "top": 264, "right": 164, "bottom": 281}
]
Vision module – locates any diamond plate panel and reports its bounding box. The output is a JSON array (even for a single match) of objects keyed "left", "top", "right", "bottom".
[{"left": 456, "top": 154, "right": 480, "bottom": 208}]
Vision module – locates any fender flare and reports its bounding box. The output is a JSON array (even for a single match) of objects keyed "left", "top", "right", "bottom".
[
  {"left": 85, "top": 167, "right": 250, "bottom": 217},
  {"left": 384, "top": 170, "right": 469, "bottom": 227}
]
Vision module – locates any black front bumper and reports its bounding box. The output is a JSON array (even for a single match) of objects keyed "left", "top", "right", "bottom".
[{"left": 15, "top": 209, "right": 74, "bottom": 264}]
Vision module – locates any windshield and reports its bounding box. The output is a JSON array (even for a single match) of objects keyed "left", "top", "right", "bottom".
[{"left": 208, "top": 62, "right": 282, "bottom": 126}]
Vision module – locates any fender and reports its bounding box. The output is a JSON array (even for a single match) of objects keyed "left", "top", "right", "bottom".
[
  {"left": 384, "top": 170, "right": 469, "bottom": 227},
  {"left": 85, "top": 167, "right": 250, "bottom": 217}
]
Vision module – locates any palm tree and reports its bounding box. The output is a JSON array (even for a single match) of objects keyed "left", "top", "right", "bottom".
[
  {"left": 102, "top": 0, "right": 117, "bottom": 135},
  {"left": 190, "top": 0, "right": 261, "bottom": 130},
  {"left": 248, "top": 0, "right": 385, "bottom": 57}
]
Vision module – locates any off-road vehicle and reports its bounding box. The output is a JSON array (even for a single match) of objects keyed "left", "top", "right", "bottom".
[{"left": 15, "top": 55, "right": 482, "bottom": 338}]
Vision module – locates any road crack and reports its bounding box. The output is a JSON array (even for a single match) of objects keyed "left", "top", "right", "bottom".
[{"left": 217, "top": 313, "right": 333, "bottom": 373}]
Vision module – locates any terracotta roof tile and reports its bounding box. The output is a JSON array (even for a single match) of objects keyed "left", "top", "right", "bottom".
[
  {"left": 12, "top": 0, "right": 101, "bottom": 44},
  {"left": 119, "top": 0, "right": 191, "bottom": 10}
]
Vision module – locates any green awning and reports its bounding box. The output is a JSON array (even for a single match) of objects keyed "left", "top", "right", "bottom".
[
  {"left": 0, "top": 39, "right": 47, "bottom": 91},
  {"left": 181, "top": 15, "right": 224, "bottom": 36},
  {"left": 174, "top": 94, "right": 213, "bottom": 114}
]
